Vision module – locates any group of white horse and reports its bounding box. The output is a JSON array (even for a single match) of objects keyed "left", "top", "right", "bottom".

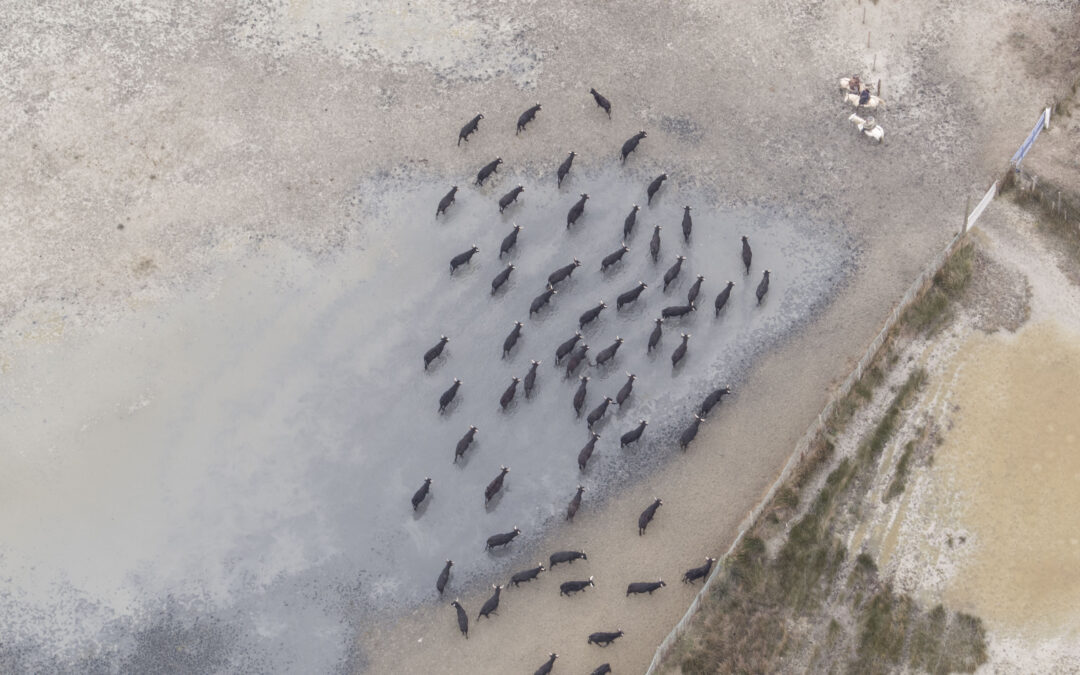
[{"left": 839, "top": 77, "right": 885, "bottom": 143}]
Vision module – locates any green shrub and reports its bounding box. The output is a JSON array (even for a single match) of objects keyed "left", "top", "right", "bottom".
[
  {"left": 909, "top": 605, "right": 988, "bottom": 674},
  {"left": 850, "top": 588, "right": 915, "bottom": 674}
]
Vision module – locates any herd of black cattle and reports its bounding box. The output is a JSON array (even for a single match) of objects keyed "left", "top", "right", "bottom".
[{"left": 412, "top": 90, "right": 773, "bottom": 673}]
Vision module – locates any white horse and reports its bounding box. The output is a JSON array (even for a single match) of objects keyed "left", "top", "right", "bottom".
[{"left": 849, "top": 113, "right": 884, "bottom": 143}]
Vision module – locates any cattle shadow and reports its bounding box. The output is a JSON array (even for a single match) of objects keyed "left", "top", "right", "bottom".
[
  {"left": 484, "top": 489, "right": 506, "bottom": 513},
  {"left": 453, "top": 440, "right": 478, "bottom": 469},
  {"left": 484, "top": 543, "right": 519, "bottom": 559},
  {"left": 412, "top": 494, "right": 433, "bottom": 520}
]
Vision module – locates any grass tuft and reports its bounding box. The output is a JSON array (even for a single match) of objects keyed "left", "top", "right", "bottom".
[
  {"left": 776, "top": 486, "right": 799, "bottom": 511},
  {"left": 853, "top": 365, "right": 885, "bottom": 400},
  {"left": 795, "top": 437, "right": 835, "bottom": 490},
  {"left": 851, "top": 587, "right": 915, "bottom": 674},
  {"left": 902, "top": 242, "right": 973, "bottom": 334},
  {"left": 858, "top": 369, "right": 926, "bottom": 466},
  {"left": 885, "top": 440, "right": 915, "bottom": 502},
  {"left": 909, "top": 605, "right": 988, "bottom": 675},
  {"left": 828, "top": 354, "right": 890, "bottom": 435}
]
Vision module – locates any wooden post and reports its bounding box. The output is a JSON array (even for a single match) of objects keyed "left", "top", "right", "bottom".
[
  {"left": 863, "top": 6, "right": 866, "bottom": 23},
  {"left": 877, "top": 78, "right": 882, "bottom": 98},
  {"left": 963, "top": 195, "right": 971, "bottom": 233}
]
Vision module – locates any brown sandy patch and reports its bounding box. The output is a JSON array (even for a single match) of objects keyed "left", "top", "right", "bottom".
[{"left": 937, "top": 322, "right": 1080, "bottom": 637}]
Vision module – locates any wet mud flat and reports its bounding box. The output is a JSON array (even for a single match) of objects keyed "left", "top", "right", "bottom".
[
  {"left": 936, "top": 323, "right": 1080, "bottom": 633},
  {"left": 0, "top": 166, "right": 851, "bottom": 671}
]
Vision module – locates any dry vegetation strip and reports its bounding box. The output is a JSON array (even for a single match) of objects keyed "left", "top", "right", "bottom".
[
  {"left": 900, "top": 241, "right": 974, "bottom": 334},
  {"left": 666, "top": 245, "right": 986, "bottom": 674}
]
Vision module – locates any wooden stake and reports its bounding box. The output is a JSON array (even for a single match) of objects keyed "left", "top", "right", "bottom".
[
  {"left": 964, "top": 195, "right": 971, "bottom": 233},
  {"left": 877, "top": 78, "right": 882, "bottom": 97},
  {"left": 863, "top": 6, "right": 866, "bottom": 23}
]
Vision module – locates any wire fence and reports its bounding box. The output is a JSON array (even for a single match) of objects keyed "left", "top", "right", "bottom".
[
  {"left": 1009, "top": 165, "right": 1078, "bottom": 231},
  {"left": 644, "top": 175, "right": 1006, "bottom": 673}
]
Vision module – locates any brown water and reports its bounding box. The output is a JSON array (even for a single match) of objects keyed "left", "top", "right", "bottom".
[{"left": 938, "top": 322, "right": 1080, "bottom": 638}]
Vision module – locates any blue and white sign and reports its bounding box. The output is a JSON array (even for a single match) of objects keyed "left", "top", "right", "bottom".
[{"left": 1011, "top": 107, "right": 1051, "bottom": 167}]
